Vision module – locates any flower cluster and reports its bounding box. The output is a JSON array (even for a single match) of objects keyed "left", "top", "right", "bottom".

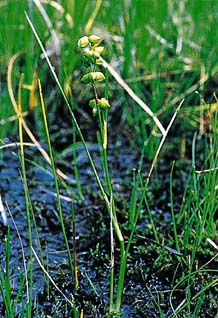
[
  {"left": 78, "top": 35, "right": 110, "bottom": 115},
  {"left": 78, "top": 35, "right": 104, "bottom": 64}
]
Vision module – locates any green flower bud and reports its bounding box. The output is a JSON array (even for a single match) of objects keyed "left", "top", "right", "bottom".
[
  {"left": 97, "top": 98, "right": 110, "bottom": 109},
  {"left": 88, "top": 34, "right": 102, "bottom": 45},
  {"left": 80, "top": 72, "right": 105, "bottom": 84},
  {"left": 89, "top": 99, "right": 97, "bottom": 108},
  {"left": 77, "top": 36, "right": 89, "bottom": 48}
]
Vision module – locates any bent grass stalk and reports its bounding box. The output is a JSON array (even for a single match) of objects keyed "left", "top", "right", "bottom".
[
  {"left": 7, "top": 51, "right": 74, "bottom": 184},
  {"left": 7, "top": 204, "right": 29, "bottom": 310},
  {"left": 17, "top": 74, "right": 33, "bottom": 318},
  {"left": 38, "top": 79, "right": 75, "bottom": 281},
  {"left": 170, "top": 161, "right": 180, "bottom": 252},
  {"left": 31, "top": 247, "right": 75, "bottom": 307}
]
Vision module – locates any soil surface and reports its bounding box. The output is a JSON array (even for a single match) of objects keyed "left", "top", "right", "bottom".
[{"left": 0, "top": 112, "right": 217, "bottom": 317}]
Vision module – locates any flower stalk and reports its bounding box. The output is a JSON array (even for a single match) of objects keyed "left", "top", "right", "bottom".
[{"left": 78, "top": 35, "right": 127, "bottom": 315}]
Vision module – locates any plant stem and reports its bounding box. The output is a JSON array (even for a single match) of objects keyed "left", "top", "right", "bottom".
[
  {"left": 170, "top": 161, "right": 180, "bottom": 252},
  {"left": 109, "top": 193, "right": 115, "bottom": 313},
  {"left": 18, "top": 74, "right": 33, "bottom": 318},
  {"left": 38, "top": 80, "right": 74, "bottom": 278},
  {"left": 115, "top": 242, "right": 126, "bottom": 312}
]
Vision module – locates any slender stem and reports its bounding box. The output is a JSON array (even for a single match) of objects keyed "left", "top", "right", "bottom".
[
  {"left": 115, "top": 240, "right": 126, "bottom": 312},
  {"left": 92, "top": 83, "right": 98, "bottom": 102},
  {"left": 38, "top": 80, "right": 74, "bottom": 277},
  {"left": 109, "top": 194, "right": 115, "bottom": 312},
  {"left": 18, "top": 74, "right": 33, "bottom": 317},
  {"left": 72, "top": 128, "right": 84, "bottom": 200},
  {"left": 170, "top": 161, "right": 180, "bottom": 252},
  {"left": 101, "top": 118, "right": 111, "bottom": 192},
  {"left": 72, "top": 204, "right": 79, "bottom": 288}
]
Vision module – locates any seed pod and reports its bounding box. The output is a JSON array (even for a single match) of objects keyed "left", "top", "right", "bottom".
[
  {"left": 92, "top": 72, "right": 105, "bottom": 82},
  {"left": 80, "top": 73, "right": 92, "bottom": 84},
  {"left": 77, "top": 36, "right": 89, "bottom": 48},
  {"left": 94, "top": 46, "right": 104, "bottom": 54},
  {"left": 95, "top": 58, "right": 103, "bottom": 65},
  {"left": 89, "top": 99, "right": 97, "bottom": 108},
  {"left": 97, "top": 98, "right": 110, "bottom": 109},
  {"left": 88, "top": 34, "right": 102, "bottom": 45},
  {"left": 81, "top": 72, "right": 105, "bottom": 84}
]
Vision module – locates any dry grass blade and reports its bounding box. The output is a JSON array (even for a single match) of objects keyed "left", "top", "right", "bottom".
[
  {"left": 85, "top": 0, "right": 102, "bottom": 33},
  {"left": 7, "top": 52, "right": 75, "bottom": 183},
  {"left": 146, "top": 99, "right": 184, "bottom": 186},
  {"left": 6, "top": 203, "right": 29, "bottom": 303},
  {"left": 101, "top": 58, "right": 166, "bottom": 136},
  {"left": 0, "top": 194, "right": 7, "bottom": 226},
  {"left": 33, "top": 0, "right": 60, "bottom": 57},
  {"left": 31, "top": 247, "right": 75, "bottom": 307}
]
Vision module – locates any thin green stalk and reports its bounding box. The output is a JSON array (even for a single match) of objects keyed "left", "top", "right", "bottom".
[
  {"left": 114, "top": 244, "right": 126, "bottom": 312},
  {"left": 5, "top": 227, "right": 12, "bottom": 315},
  {"left": 100, "top": 110, "right": 127, "bottom": 314},
  {"left": 1, "top": 226, "right": 14, "bottom": 318},
  {"left": 95, "top": 70, "right": 111, "bottom": 193},
  {"left": 144, "top": 194, "right": 159, "bottom": 243},
  {"left": 109, "top": 193, "right": 115, "bottom": 313},
  {"left": 169, "top": 268, "right": 218, "bottom": 317},
  {"left": 192, "top": 132, "right": 197, "bottom": 192},
  {"left": 89, "top": 65, "right": 127, "bottom": 313},
  {"left": 100, "top": 110, "right": 111, "bottom": 194},
  {"left": 18, "top": 74, "right": 33, "bottom": 318},
  {"left": 170, "top": 161, "right": 180, "bottom": 252},
  {"left": 128, "top": 169, "right": 137, "bottom": 229},
  {"left": 146, "top": 283, "right": 165, "bottom": 318},
  {"left": 72, "top": 126, "right": 84, "bottom": 200},
  {"left": 7, "top": 203, "right": 31, "bottom": 314},
  {"left": 38, "top": 79, "right": 74, "bottom": 277},
  {"left": 71, "top": 203, "right": 79, "bottom": 288}
]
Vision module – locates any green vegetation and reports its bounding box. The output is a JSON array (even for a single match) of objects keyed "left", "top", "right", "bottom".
[{"left": 0, "top": 1, "right": 217, "bottom": 317}]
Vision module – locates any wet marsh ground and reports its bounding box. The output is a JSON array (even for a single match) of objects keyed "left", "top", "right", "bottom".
[{"left": 0, "top": 118, "right": 217, "bottom": 317}]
